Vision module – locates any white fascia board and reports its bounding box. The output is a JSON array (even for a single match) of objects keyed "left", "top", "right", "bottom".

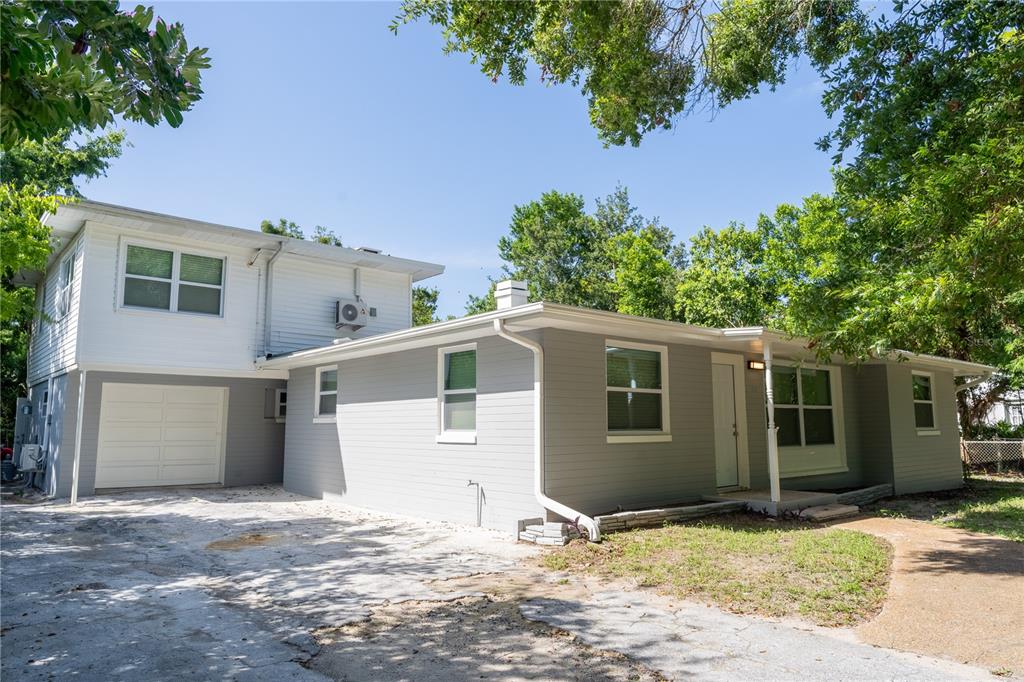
[
  {"left": 80, "top": 362, "right": 289, "bottom": 380},
  {"left": 44, "top": 200, "right": 444, "bottom": 281}
]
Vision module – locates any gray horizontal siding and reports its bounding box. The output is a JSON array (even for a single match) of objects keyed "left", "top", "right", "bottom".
[
  {"left": 282, "top": 335, "right": 542, "bottom": 533},
  {"left": 59, "top": 371, "right": 285, "bottom": 498},
  {"left": 542, "top": 329, "right": 715, "bottom": 516},
  {"left": 887, "top": 365, "right": 962, "bottom": 494}
]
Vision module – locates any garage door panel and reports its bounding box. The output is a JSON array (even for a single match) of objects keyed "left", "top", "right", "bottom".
[
  {"left": 96, "top": 383, "right": 226, "bottom": 489},
  {"left": 102, "top": 404, "right": 166, "bottom": 422},
  {"left": 101, "top": 425, "right": 165, "bottom": 443},
  {"left": 163, "top": 425, "right": 222, "bottom": 442},
  {"left": 159, "top": 463, "right": 220, "bottom": 484},
  {"left": 164, "top": 406, "right": 221, "bottom": 424},
  {"left": 98, "top": 464, "right": 162, "bottom": 487},
  {"left": 162, "top": 444, "right": 220, "bottom": 463},
  {"left": 96, "top": 445, "right": 162, "bottom": 464}
]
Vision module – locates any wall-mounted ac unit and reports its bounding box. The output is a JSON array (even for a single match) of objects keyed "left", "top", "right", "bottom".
[{"left": 335, "top": 298, "right": 369, "bottom": 330}]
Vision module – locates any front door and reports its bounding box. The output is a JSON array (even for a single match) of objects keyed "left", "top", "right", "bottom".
[{"left": 712, "top": 362, "right": 740, "bottom": 488}]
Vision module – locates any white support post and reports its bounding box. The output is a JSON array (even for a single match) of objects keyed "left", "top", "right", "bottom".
[
  {"left": 763, "top": 342, "right": 781, "bottom": 504},
  {"left": 70, "top": 370, "right": 87, "bottom": 505}
]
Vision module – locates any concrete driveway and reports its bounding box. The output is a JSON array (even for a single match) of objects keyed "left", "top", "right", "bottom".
[{"left": 1, "top": 486, "right": 996, "bottom": 681}]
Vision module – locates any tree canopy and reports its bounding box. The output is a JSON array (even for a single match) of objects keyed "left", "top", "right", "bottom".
[
  {"left": 259, "top": 218, "right": 343, "bottom": 246},
  {"left": 1, "top": 1, "right": 210, "bottom": 146},
  {"left": 468, "top": 186, "right": 680, "bottom": 315}
]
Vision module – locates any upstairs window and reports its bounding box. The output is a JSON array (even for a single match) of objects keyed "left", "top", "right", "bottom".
[
  {"left": 912, "top": 372, "right": 936, "bottom": 430},
  {"left": 56, "top": 256, "right": 73, "bottom": 318},
  {"left": 772, "top": 366, "right": 836, "bottom": 447},
  {"left": 275, "top": 389, "right": 287, "bottom": 423},
  {"left": 439, "top": 345, "right": 476, "bottom": 435},
  {"left": 122, "top": 244, "right": 224, "bottom": 316},
  {"left": 606, "top": 342, "right": 669, "bottom": 434}
]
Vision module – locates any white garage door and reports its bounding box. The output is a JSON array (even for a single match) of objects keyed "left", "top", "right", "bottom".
[{"left": 95, "top": 383, "right": 227, "bottom": 488}]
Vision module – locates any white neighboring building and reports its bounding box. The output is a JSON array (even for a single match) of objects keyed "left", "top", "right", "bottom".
[{"left": 985, "top": 388, "right": 1024, "bottom": 427}]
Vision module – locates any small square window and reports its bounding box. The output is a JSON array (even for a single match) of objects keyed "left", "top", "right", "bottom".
[{"left": 314, "top": 367, "right": 337, "bottom": 421}]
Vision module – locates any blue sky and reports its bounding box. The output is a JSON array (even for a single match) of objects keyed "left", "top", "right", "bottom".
[{"left": 82, "top": 1, "right": 836, "bottom": 318}]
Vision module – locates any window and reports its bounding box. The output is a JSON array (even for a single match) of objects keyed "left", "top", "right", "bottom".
[
  {"left": 314, "top": 366, "right": 337, "bottom": 422},
  {"left": 122, "top": 244, "right": 225, "bottom": 316},
  {"left": 606, "top": 342, "right": 670, "bottom": 442},
  {"left": 275, "top": 389, "right": 287, "bottom": 423},
  {"left": 56, "top": 256, "right": 73, "bottom": 318},
  {"left": 35, "top": 282, "right": 47, "bottom": 331},
  {"left": 912, "top": 372, "right": 937, "bottom": 431},
  {"left": 772, "top": 366, "right": 836, "bottom": 447},
  {"left": 438, "top": 345, "right": 476, "bottom": 443}
]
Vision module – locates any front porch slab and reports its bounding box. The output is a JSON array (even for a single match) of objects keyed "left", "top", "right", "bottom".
[{"left": 703, "top": 489, "right": 839, "bottom": 516}]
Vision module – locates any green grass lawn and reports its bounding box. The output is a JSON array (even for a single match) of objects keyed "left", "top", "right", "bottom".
[
  {"left": 868, "top": 474, "right": 1024, "bottom": 542},
  {"left": 542, "top": 515, "right": 891, "bottom": 627}
]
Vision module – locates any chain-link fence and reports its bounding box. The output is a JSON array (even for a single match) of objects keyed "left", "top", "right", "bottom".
[{"left": 961, "top": 439, "right": 1024, "bottom": 473}]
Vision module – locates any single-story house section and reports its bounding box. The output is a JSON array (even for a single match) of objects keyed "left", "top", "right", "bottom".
[{"left": 260, "top": 281, "right": 994, "bottom": 539}]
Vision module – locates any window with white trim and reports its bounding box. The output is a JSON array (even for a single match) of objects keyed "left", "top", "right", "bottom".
[
  {"left": 912, "top": 372, "right": 936, "bottom": 430},
  {"left": 56, "top": 256, "right": 73, "bottom": 318},
  {"left": 314, "top": 367, "right": 337, "bottom": 421},
  {"left": 275, "top": 389, "right": 287, "bottom": 423},
  {"left": 439, "top": 345, "right": 476, "bottom": 435},
  {"left": 606, "top": 343, "right": 669, "bottom": 434},
  {"left": 35, "top": 282, "right": 47, "bottom": 331},
  {"left": 772, "top": 365, "right": 836, "bottom": 447},
  {"left": 122, "top": 244, "right": 225, "bottom": 316}
]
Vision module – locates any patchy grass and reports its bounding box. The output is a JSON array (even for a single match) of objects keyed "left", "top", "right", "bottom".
[
  {"left": 542, "top": 515, "right": 891, "bottom": 627},
  {"left": 869, "top": 475, "right": 1024, "bottom": 542}
]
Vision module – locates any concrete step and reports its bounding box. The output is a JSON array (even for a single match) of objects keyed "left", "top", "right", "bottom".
[{"left": 799, "top": 503, "right": 859, "bottom": 521}]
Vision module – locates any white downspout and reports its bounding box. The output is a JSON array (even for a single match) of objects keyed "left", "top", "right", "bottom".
[
  {"left": 493, "top": 319, "right": 601, "bottom": 542},
  {"left": 69, "top": 369, "right": 87, "bottom": 505},
  {"left": 263, "top": 242, "right": 286, "bottom": 355},
  {"left": 763, "top": 342, "right": 781, "bottom": 504}
]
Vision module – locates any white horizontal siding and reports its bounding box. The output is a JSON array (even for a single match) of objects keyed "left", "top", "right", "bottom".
[
  {"left": 77, "top": 222, "right": 265, "bottom": 372},
  {"left": 282, "top": 336, "right": 542, "bottom": 533},
  {"left": 268, "top": 257, "right": 412, "bottom": 355},
  {"left": 27, "top": 235, "right": 83, "bottom": 385}
]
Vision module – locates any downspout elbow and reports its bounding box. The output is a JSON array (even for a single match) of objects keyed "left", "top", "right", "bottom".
[{"left": 493, "top": 319, "right": 601, "bottom": 542}]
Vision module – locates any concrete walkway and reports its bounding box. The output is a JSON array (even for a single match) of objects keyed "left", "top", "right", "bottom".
[
  {"left": 836, "top": 516, "right": 1024, "bottom": 673},
  {"left": 0, "top": 487, "right": 1003, "bottom": 680}
]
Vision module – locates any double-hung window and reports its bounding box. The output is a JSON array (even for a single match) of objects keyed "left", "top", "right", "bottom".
[
  {"left": 770, "top": 363, "right": 846, "bottom": 476},
  {"left": 275, "top": 389, "right": 287, "bottom": 423},
  {"left": 314, "top": 366, "right": 337, "bottom": 422},
  {"left": 772, "top": 366, "right": 835, "bottom": 447},
  {"left": 606, "top": 342, "right": 670, "bottom": 442},
  {"left": 438, "top": 344, "right": 476, "bottom": 443},
  {"left": 56, "top": 256, "right": 73, "bottom": 318},
  {"left": 122, "top": 244, "right": 225, "bottom": 316},
  {"left": 912, "top": 372, "right": 937, "bottom": 432}
]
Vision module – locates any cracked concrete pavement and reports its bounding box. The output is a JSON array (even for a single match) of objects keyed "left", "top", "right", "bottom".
[{"left": 0, "top": 486, "right": 999, "bottom": 680}]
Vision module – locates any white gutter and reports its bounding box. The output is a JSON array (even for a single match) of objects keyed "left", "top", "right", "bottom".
[
  {"left": 763, "top": 342, "right": 782, "bottom": 504},
  {"left": 69, "top": 370, "right": 87, "bottom": 505},
  {"left": 493, "top": 319, "right": 601, "bottom": 542},
  {"left": 262, "top": 242, "right": 286, "bottom": 354}
]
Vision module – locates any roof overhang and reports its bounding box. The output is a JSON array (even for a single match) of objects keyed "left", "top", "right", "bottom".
[
  {"left": 28, "top": 199, "right": 445, "bottom": 282},
  {"left": 257, "top": 304, "right": 999, "bottom": 378}
]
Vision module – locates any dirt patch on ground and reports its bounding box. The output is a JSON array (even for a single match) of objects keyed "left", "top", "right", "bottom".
[
  {"left": 205, "top": 532, "right": 281, "bottom": 551},
  {"left": 310, "top": 595, "right": 666, "bottom": 681}
]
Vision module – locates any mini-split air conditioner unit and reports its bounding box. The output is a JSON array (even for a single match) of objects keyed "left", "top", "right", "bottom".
[{"left": 335, "top": 298, "right": 369, "bottom": 330}]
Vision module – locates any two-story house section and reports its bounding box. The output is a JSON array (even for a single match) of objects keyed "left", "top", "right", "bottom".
[{"left": 21, "top": 201, "right": 443, "bottom": 498}]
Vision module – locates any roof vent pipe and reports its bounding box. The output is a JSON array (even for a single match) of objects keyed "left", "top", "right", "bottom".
[{"left": 495, "top": 280, "right": 528, "bottom": 310}]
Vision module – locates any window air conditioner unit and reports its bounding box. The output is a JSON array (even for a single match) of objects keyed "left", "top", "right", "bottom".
[{"left": 335, "top": 298, "right": 369, "bottom": 330}]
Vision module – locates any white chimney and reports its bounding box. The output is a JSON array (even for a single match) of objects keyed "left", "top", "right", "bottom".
[{"left": 495, "top": 280, "right": 528, "bottom": 310}]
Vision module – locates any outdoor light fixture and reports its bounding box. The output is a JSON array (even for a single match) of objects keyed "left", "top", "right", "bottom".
[{"left": 747, "top": 360, "right": 766, "bottom": 370}]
